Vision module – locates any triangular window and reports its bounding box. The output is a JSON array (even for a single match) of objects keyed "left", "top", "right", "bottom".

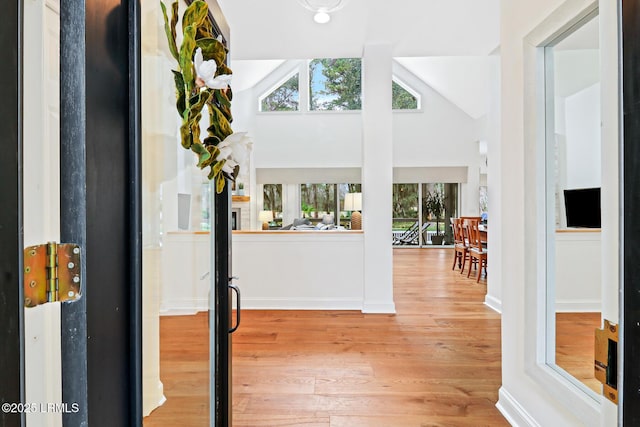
[
  {"left": 392, "top": 80, "right": 419, "bottom": 110},
  {"left": 260, "top": 74, "right": 300, "bottom": 112}
]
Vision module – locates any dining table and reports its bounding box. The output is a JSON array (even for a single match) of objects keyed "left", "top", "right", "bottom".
[{"left": 479, "top": 224, "right": 488, "bottom": 246}]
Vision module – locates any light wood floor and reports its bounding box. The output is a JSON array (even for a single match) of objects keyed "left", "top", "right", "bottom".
[
  {"left": 556, "top": 312, "right": 601, "bottom": 394},
  {"left": 145, "top": 248, "right": 509, "bottom": 426}
]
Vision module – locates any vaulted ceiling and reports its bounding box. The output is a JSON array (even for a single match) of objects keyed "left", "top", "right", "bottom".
[{"left": 218, "top": 0, "right": 500, "bottom": 118}]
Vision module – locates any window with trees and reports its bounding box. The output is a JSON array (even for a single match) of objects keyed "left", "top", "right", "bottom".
[
  {"left": 392, "top": 183, "right": 459, "bottom": 246},
  {"left": 260, "top": 73, "right": 299, "bottom": 112},
  {"left": 300, "top": 183, "right": 336, "bottom": 219},
  {"left": 263, "top": 184, "right": 283, "bottom": 226},
  {"left": 309, "top": 58, "right": 362, "bottom": 111},
  {"left": 392, "top": 80, "right": 419, "bottom": 110},
  {"left": 258, "top": 60, "right": 420, "bottom": 113},
  {"left": 392, "top": 184, "right": 420, "bottom": 246},
  {"left": 294, "top": 183, "right": 362, "bottom": 227}
]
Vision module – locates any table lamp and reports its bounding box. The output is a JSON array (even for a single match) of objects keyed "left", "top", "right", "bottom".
[
  {"left": 344, "top": 193, "right": 362, "bottom": 230},
  {"left": 258, "top": 210, "right": 274, "bottom": 230}
]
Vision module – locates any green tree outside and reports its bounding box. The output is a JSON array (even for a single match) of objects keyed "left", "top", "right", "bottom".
[
  {"left": 261, "top": 74, "right": 299, "bottom": 111},
  {"left": 310, "top": 58, "right": 362, "bottom": 110},
  {"left": 392, "top": 81, "right": 418, "bottom": 109}
]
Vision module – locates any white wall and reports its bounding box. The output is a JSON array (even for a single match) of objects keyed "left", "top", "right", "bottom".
[
  {"left": 140, "top": 0, "right": 180, "bottom": 415},
  {"left": 233, "top": 232, "right": 365, "bottom": 309},
  {"left": 485, "top": 53, "right": 502, "bottom": 313},
  {"left": 498, "top": 0, "right": 618, "bottom": 426},
  {"left": 234, "top": 58, "right": 485, "bottom": 216},
  {"left": 253, "top": 112, "right": 363, "bottom": 167},
  {"left": 160, "top": 232, "right": 365, "bottom": 310},
  {"left": 563, "top": 82, "right": 601, "bottom": 189},
  {"left": 555, "top": 231, "right": 601, "bottom": 312}
]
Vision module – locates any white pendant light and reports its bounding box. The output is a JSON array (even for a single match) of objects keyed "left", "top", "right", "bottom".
[
  {"left": 297, "top": 0, "right": 348, "bottom": 24},
  {"left": 313, "top": 11, "right": 331, "bottom": 24}
]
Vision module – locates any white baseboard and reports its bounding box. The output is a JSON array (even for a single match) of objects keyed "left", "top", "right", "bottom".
[
  {"left": 160, "top": 297, "right": 208, "bottom": 316},
  {"left": 362, "top": 301, "right": 396, "bottom": 314},
  {"left": 161, "top": 297, "right": 398, "bottom": 313},
  {"left": 159, "top": 307, "right": 206, "bottom": 316},
  {"left": 242, "top": 297, "right": 363, "bottom": 311},
  {"left": 496, "top": 387, "right": 541, "bottom": 427},
  {"left": 555, "top": 300, "right": 601, "bottom": 313},
  {"left": 484, "top": 294, "right": 502, "bottom": 313}
]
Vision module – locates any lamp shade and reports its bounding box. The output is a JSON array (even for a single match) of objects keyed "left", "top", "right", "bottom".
[
  {"left": 344, "top": 193, "right": 362, "bottom": 211},
  {"left": 258, "top": 210, "right": 274, "bottom": 222}
]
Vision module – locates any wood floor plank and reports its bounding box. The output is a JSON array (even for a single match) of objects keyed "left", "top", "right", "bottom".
[
  {"left": 145, "top": 248, "right": 510, "bottom": 426},
  {"left": 556, "top": 312, "right": 601, "bottom": 394}
]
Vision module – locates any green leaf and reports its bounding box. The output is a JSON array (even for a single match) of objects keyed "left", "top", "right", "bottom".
[
  {"left": 171, "top": 2, "right": 179, "bottom": 42},
  {"left": 160, "top": 1, "right": 179, "bottom": 61},
  {"left": 195, "top": 37, "right": 226, "bottom": 65},
  {"left": 214, "top": 89, "right": 231, "bottom": 108},
  {"left": 182, "top": 0, "right": 209, "bottom": 32},
  {"left": 216, "top": 172, "right": 226, "bottom": 193},
  {"left": 214, "top": 90, "right": 232, "bottom": 122},
  {"left": 196, "top": 19, "right": 214, "bottom": 40},
  {"left": 179, "top": 25, "right": 197, "bottom": 92},
  {"left": 172, "top": 70, "right": 186, "bottom": 115},
  {"left": 190, "top": 112, "right": 202, "bottom": 144},
  {"left": 217, "top": 63, "right": 232, "bottom": 77},
  {"left": 207, "top": 104, "right": 233, "bottom": 142},
  {"left": 180, "top": 121, "right": 192, "bottom": 149},
  {"left": 207, "top": 144, "right": 220, "bottom": 159},
  {"left": 191, "top": 142, "right": 211, "bottom": 168},
  {"left": 208, "top": 159, "right": 225, "bottom": 180},
  {"left": 188, "top": 90, "right": 212, "bottom": 123},
  {"left": 203, "top": 135, "right": 221, "bottom": 147},
  {"left": 199, "top": 144, "right": 220, "bottom": 168}
]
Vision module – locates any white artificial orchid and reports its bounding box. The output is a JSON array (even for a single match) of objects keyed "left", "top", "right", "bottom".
[
  {"left": 193, "top": 47, "right": 232, "bottom": 90},
  {"left": 217, "top": 132, "right": 253, "bottom": 175}
]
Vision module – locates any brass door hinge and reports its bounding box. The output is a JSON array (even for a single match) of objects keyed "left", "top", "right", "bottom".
[
  {"left": 595, "top": 319, "right": 618, "bottom": 404},
  {"left": 24, "top": 242, "right": 81, "bottom": 308}
]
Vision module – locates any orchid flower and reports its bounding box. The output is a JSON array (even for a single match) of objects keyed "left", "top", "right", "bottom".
[
  {"left": 216, "top": 132, "right": 253, "bottom": 175},
  {"left": 193, "top": 48, "right": 232, "bottom": 90}
]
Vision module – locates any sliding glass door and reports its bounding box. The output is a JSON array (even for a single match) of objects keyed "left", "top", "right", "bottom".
[{"left": 392, "top": 182, "right": 458, "bottom": 247}]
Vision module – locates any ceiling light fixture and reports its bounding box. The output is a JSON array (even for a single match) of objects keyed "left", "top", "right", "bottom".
[
  {"left": 297, "top": 0, "right": 348, "bottom": 24},
  {"left": 313, "top": 11, "right": 331, "bottom": 24}
]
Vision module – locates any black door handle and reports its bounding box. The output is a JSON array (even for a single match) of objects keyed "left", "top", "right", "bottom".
[{"left": 229, "top": 283, "right": 240, "bottom": 333}]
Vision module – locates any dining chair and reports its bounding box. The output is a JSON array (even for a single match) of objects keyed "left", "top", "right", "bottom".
[
  {"left": 451, "top": 218, "right": 469, "bottom": 273},
  {"left": 465, "top": 218, "right": 488, "bottom": 282}
]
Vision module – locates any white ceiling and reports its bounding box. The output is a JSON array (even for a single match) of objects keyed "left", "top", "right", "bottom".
[
  {"left": 218, "top": 0, "right": 500, "bottom": 59},
  {"left": 396, "top": 57, "right": 494, "bottom": 119},
  {"left": 219, "top": 0, "right": 500, "bottom": 118},
  {"left": 229, "top": 60, "right": 285, "bottom": 92}
]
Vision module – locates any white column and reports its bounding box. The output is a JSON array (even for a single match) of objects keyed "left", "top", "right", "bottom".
[
  {"left": 461, "top": 167, "right": 481, "bottom": 216},
  {"left": 362, "top": 43, "right": 395, "bottom": 313},
  {"left": 485, "top": 54, "right": 502, "bottom": 313},
  {"left": 599, "top": 2, "right": 620, "bottom": 423}
]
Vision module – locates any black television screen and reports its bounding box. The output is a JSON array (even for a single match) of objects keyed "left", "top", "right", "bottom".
[{"left": 563, "top": 187, "right": 601, "bottom": 228}]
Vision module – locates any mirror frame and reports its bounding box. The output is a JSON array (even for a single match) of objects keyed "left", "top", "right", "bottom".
[
  {"left": 521, "top": 0, "right": 603, "bottom": 424},
  {"left": 542, "top": 9, "right": 601, "bottom": 396}
]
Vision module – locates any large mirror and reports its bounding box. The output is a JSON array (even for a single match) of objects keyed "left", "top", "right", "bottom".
[{"left": 544, "top": 11, "right": 601, "bottom": 395}]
